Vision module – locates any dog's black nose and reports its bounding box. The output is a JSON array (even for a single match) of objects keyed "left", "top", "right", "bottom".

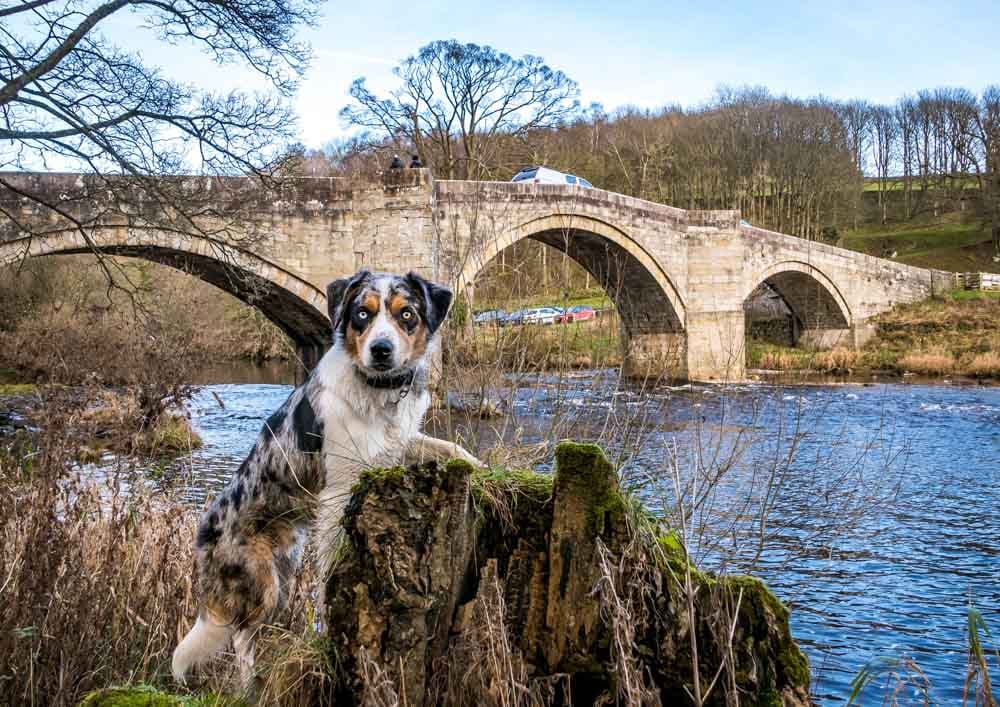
[{"left": 370, "top": 338, "right": 394, "bottom": 365}]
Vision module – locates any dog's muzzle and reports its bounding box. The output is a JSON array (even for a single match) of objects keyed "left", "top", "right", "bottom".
[{"left": 368, "top": 338, "right": 395, "bottom": 370}]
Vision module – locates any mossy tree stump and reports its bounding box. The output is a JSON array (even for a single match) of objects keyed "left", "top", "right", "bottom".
[{"left": 325, "top": 443, "right": 810, "bottom": 706}]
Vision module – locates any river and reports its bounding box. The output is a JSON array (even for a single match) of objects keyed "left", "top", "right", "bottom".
[{"left": 177, "top": 363, "right": 998, "bottom": 705}]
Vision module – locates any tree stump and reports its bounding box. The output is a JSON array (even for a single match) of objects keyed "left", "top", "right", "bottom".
[{"left": 325, "top": 443, "right": 811, "bottom": 706}]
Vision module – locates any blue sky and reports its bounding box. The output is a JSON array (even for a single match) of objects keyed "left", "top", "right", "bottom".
[{"left": 68, "top": 0, "right": 1000, "bottom": 147}]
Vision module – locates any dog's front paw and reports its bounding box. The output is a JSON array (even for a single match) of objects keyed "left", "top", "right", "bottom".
[{"left": 453, "top": 446, "right": 485, "bottom": 468}]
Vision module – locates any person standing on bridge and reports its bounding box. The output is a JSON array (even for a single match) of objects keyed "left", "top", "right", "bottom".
[
  {"left": 389, "top": 154, "right": 403, "bottom": 169},
  {"left": 409, "top": 154, "right": 422, "bottom": 168}
]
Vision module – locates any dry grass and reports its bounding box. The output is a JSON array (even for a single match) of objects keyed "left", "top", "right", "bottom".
[
  {"left": 756, "top": 349, "right": 807, "bottom": 371},
  {"left": 0, "top": 399, "right": 322, "bottom": 706},
  {"left": 592, "top": 539, "right": 661, "bottom": 705},
  {"left": 814, "top": 347, "right": 862, "bottom": 372},
  {"left": 751, "top": 343, "right": 859, "bottom": 372},
  {"left": 449, "top": 318, "right": 622, "bottom": 372},
  {"left": 74, "top": 389, "right": 203, "bottom": 458},
  {"left": 866, "top": 294, "right": 1000, "bottom": 377},
  {"left": 0, "top": 257, "right": 293, "bottom": 373},
  {"left": 898, "top": 350, "right": 956, "bottom": 375},
  {"left": 0, "top": 424, "right": 201, "bottom": 706},
  {"left": 255, "top": 619, "right": 335, "bottom": 706},
  {"left": 751, "top": 293, "right": 1000, "bottom": 378},
  {"left": 966, "top": 351, "right": 1000, "bottom": 378}
]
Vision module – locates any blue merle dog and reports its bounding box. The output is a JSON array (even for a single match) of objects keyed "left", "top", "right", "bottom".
[{"left": 172, "top": 270, "right": 480, "bottom": 684}]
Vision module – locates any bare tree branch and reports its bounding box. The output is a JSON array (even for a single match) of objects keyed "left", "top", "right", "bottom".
[
  {"left": 0, "top": 0, "right": 320, "bottom": 288},
  {"left": 341, "top": 40, "right": 579, "bottom": 179}
]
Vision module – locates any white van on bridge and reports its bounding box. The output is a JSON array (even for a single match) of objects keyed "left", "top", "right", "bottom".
[{"left": 511, "top": 165, "right": 594, "bottom": 188}]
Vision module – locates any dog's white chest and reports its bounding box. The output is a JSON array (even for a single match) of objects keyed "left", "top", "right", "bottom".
[
  {"left": 321, "top": 405, "right": 397, "bottom": 466},
  {"left": 314, "top": 360, "right": 428, "bottom": 469}
]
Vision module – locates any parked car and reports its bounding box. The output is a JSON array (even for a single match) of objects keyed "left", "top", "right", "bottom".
[
  {"left": 473, "top": 309, "right": 506, "bottom": 325},
  {"left": 521, "top": 306, "right": 564, "bottom": 325},
  {"left": 511, "top": 166, "right": 594, "bottom": 188},
  {"left": 502, "top": 309, "right": 527, "bottom": 326},
  {"left": 557, "top": 305, "right": 596, "bottom": 324}
]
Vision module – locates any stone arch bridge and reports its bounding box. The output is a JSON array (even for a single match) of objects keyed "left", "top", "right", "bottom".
[{"left": 0, "top": 171, "right": 952, "bottom": 381}]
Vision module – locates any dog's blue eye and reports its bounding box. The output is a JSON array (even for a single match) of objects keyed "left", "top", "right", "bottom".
[
  {"left": 358, "top": 311, "right": 368, "bottom": 320},
  {"left": 401, "top": 310, "right": 413, "bottom": 320}
]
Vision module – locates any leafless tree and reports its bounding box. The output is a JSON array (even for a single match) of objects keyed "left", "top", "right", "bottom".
[
  {"left": 895, "top": 98, "right": 916, "bottom": 219},
  {"left": 1, "top": 0, "right": 319, "bottom": 288},
  {"left": 870, "top": 105, "right": 898, "bottom": 224},
  {"left": 959, "top": 87, "right": 1000, "bottom": 257},
  {"left": 341, "top": 40, "right": 579, "bottom": 179}
]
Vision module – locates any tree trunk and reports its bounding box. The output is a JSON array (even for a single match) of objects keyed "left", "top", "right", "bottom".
[{"left": 324, "top": 443, "right": 812, "bottom": 706}]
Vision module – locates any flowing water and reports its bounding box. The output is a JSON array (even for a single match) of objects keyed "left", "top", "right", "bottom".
[{"left": 173, "top": 363, "right": 998, "bottom": 704}]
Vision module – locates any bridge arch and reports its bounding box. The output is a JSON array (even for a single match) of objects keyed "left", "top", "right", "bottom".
[
  {"left": 459, "top": 214, "right": 685, "bottom": 330},
  {"left": 0, "top": 229, "right": 331, "bottom": 362},
  {"left": 743, "top": 260, "right": 852, "bottom": 348},
  {"left": 457, "top": 213, "right": 686, "bottom": 373}
]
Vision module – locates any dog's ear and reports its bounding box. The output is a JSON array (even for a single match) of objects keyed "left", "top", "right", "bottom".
[
  {"left": 326, "top": 270, "right": 371, "bottom": 335},
  {"left": 404, "top": 271, "right": 453, "bottom": 335}
]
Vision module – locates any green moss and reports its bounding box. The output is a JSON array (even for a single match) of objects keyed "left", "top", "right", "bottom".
[
  {"left": 352, "top": 458, "right": 475, "bottom": 497},
  {"left": 471, "top": 467, "right": 555, "bottom": 546},
  {"left": 778, "top": 641, "right": 810, "bottom": 688},
  {"left": 554, "top": 441, "right": 626, "bottom": 534},
  {"left": 683, "top": 563, "right": 717, "bottom": 588},
  {"left": 658, "top": 530, "right": 683, "bottom": 556},
  {"left": 750, "top": 687, "right": 783, "bottom": 707},
  {"left": 79, "top": 685, "right": 233, "bottom": 706},
  {"left": 512, "top": 469, "right": 555, "bottom": 502},
  {"left": 0, "top": 383, "right": 36, "bottom": 396},
  {"left": 444, "top": 457, "right": 476, "bottom": 479},
  {"left": 553, "top": 441, "right": 613, "bottom": 482},
  {"left": 653, "top": 529, "right": 720, "bottom": 588},
  {"left": 354, "top": 465, "right": 406, "bottom": 492},
  {"left": 725, "top": 575, "right": 789, "bottom": 623},
  {"left": 724, "top": 575, "right": 810, "bottom": 689}
]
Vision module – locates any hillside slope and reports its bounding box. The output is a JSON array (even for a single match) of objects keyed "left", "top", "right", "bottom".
[{"left": 842, "top": 217, "right": 999, "bottom": 273}]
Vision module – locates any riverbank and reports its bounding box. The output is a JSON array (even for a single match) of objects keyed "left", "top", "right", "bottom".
[
  {"left": 2, "top": 371, "right": 998, "bottom": 704},
  {"left": 749, "top": 290, "right": 1000, "bottom": 379},
  {"left": 449, "top": 316, "right": 623, "bottom": 371},
  {"left": 0, "top": 384, "right": 203, "bottom": 464},
  {"left": 0, "top": 256, "right": 293, "bottom": 389}
]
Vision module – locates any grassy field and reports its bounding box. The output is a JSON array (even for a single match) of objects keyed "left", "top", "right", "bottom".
[
  {"left": 841, "top": 218, "right": 1000, "bottom": 273},
  {"left": 862, "top": 177, "right": 980, "bottom": 192}
]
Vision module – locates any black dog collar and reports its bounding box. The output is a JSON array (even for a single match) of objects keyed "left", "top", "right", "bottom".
[{"left": 361, "top": 368, "right": 415, "bottom": 390}]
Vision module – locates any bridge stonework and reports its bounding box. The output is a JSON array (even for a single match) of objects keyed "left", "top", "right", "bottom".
[{"left": 0, "top": 171, "right": 953, "bottom": 381}]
